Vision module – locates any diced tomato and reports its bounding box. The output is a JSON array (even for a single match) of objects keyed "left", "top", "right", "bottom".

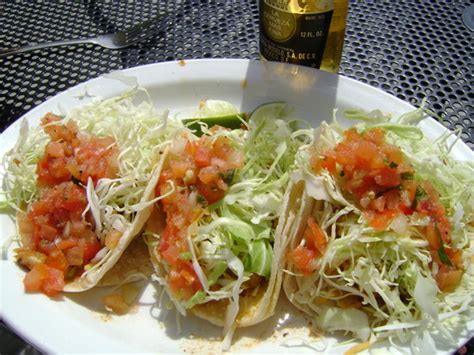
[
  {"left": 310, "top": 126, "right": 461, "bottom": 294},
  {"left": 61, "top": 184, "right": 87, "bottom": 211},
  {"left": 69, "top": 221, "right": 95, "bottom": 240},
  {"left": 15, "top": 249, "right": 47, "bottom": 269},
  {"left": 198, "top": 166, "right": 219, "bottom": 184},
  {"left": 436, "top": 265, "right": 464, "bottom": 293},
  {"left": 289, "top": 245, "right": 317, "bottom": 275},
  {"left": 168, "top": 263, "right": 202, "bottom": 300},
  {"left": 354, "top": 140, "right": 381, "bottom": 168},
  {"left": 363, "top": 128, "right": 385, "bottom": 146},
  {"left": 37, "top": 240, "right": 56, "bottom": 255},
  {"left": 212, "top": 136, "right": 232, "bottom": 159},
  {"left": 170, "top": 159, "right": 193, "bottom": 179},
  {"left": 312, "top": 152, "right": 337, "bottom": 174},
  {"left": 37, "top": 156, "right": 70, "bottom": 186},
  {"left": 24, "top": 263, "right": 65, "bottom": 297},
  {"left": 402, "top": 179, "right": 417, "bottom": 203},
  {"left": 158, "top": 169, "right": 174, "bottom": 187},
  {"left": 195, "top": 145, "right": 212, "bottom": 167},
  {"left": 160, "top": 223, "right": 178, "bottom": 251},
  {"left": 398, "top": 202, "right": 414, "bottom": 215},
  {"left": 424, "top": 222, "right": 440, "bottom": 250},
  {"left": 65, "top": 246, "right": 84, "bottom": 266},
  {"left": 344, "top": 128, "right": 360, "bottom": 142},
  {"left": 153, "top": 129, "right": 244, "bottom": 300},
  {"left": 24, "top": 264, "right": 49, "bottom": 292},
  {"left": 161, "top": 243, "right": 182, "bottom": 265},
  {"left": 56, "top": 238, "right": 78, "bottom": 250},
  {"left": 37, "top": 116, "right": 117, "bottom": 187},
  {"left": 83, "top": 241, "right": 102, "bottom": 264},
  {"left": 196, "top": 182, "right": 225, "bottom": 204},
  {"left": 17, "top": 115, "right": 122, "bottom": 297},
  {"left": 446, "top": 248, "right": 463, "bottom": 269},
  {"left": 305, "top": 217, "right": 327, "bottom": 256},
  {"left": 373, "top": 167, "right": 401, "bottom": 187},
  {"left": 41, "top": 266, "right": 65, "bottom": 297},
  {"left": 367, "top": 209, "right": 398, "bottom": 231},
  {"left": 45, "top": 250, "right": 68, "bottom": 273},
  {"left": 41, "top": 113, "right": 77, "bottom": 142},
  {"left": 436, "top": 219, "right": 450, "bottom": 241},
  {"left": 380, "top": 144, "right": 404, "bottom": 165},
  {"left": 370, "top": 195, "right": 386, "bottom": 212},
  {"left": 45, "top": 141, "right": 66, "bottom": 158},
  {"left": 184, "top": 140, "right": 197, "bottom": 156},
  {"left": 159, "top": 182, "right": 178, "bottom": 205}
]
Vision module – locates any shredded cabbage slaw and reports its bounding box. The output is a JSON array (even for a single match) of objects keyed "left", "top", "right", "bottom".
[
  {"left": 2, "top": 85, "right": 472, "bottom": 352},
  {"left": 289, "top": 105, "right": 474, "bottom": 352},
  {"left": 147, "top": 101, "right": 312, "bottom": 348},
  {"left": 2, "top": 87, "right": 182, "bottom": 273}
]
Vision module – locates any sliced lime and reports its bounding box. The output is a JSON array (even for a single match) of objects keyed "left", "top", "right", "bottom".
[{"left": 182, "top": 113, "right": 249, "bottom": 136}]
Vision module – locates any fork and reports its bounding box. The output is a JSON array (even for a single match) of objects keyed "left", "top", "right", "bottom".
[{"left": 0, "top": 15, "right": 170, "bottom": 58}]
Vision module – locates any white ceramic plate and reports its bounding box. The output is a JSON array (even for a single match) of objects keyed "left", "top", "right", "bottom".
[{"left": 1, "top": 59, "right": 472, "bottom": 353}]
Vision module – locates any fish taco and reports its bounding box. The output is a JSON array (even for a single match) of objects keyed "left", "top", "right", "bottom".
[
  {"left": 3, "top": 89, "right": 180, "bottom": 296},
  {"left": 282, "top": 107, "right": 474, "bottom": 351},
  {"left": 145, "top": 102, "right": 311, "bottom": 347}
]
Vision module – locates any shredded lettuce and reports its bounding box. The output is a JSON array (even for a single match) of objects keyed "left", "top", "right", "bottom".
[
  {"left": 2, "top": 87, "right": 183, "bottom": 262},
  {"left": 157, "top": 102, "right": 311, "bottom": 348},
  {"left": 317, "top": 306, "right": 371, "bottom": 341},
  {"left": 289, "top": 104, "right": 474, "bottom": 350}
]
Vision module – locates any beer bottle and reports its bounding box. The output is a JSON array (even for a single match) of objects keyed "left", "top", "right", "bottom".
[{"left": 259, "top": 0, "right": 349, "bottom": 73}]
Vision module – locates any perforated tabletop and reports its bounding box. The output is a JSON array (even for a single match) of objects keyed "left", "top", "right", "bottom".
[
  {"left": 1, "top": 1, "right": 473, "bottom": 147},
  {"left": 0, "top": 0, "right": 473, "bottom": 353}
]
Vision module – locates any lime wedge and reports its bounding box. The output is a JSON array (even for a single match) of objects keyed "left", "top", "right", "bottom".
[{"left": 182, "top": 113, "right": 249, "bottom": 136}]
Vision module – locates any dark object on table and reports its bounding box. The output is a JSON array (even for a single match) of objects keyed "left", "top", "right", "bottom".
[{"left": 0, "top": 14, "right": 170, "bottom": 58}]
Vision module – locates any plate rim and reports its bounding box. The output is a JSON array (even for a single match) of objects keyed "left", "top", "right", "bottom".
[{"left": 0, "top": 58, "right": 472, "bottom": 353}]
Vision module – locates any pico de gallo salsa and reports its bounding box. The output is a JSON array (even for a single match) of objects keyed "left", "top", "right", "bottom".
[
  {"left": 290, "top": 127, "right": 464, "bottom": 293},
  {"left": 15, "top": 113, "right": 119, "bottom": 296},
  {"left": 156, "top": 127, "right": 244, "bottom": 301}
]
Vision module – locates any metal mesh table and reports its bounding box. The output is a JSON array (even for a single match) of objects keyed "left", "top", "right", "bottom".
[
  {"left": 0, "top": 0, "right": 472, "bottom": 353},
  {"left": 1, "top": 1, "right": 473, "bottom": 147}
]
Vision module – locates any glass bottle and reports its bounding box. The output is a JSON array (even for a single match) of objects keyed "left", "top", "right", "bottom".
[{"left": 259, "top": 0, "right": 349, "bottom": 73}]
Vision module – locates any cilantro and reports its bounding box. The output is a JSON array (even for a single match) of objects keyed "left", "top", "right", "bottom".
[
  {"left": 196, "top": 194, "right": 208, "bottom": 206},
  {"left": 219, "top": 169, "right": 235, "bottom": 185},
  {"left": 412, "top": 185, "right": 427, "bottom": 209},
  {"left": 435, "top": 224, "right": 453, "bottom": 267},
  {"left": 401, "top": 172, "right": 414, "bottom": 180},
  {"left": 71, "top": 176, "right": 82, "bottom": 186}
]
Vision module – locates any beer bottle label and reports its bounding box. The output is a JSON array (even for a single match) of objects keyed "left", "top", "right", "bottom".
[{"left": 259, "top": 0, "right": 334, "bottom": 68}]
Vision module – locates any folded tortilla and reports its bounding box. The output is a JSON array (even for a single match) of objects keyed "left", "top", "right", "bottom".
[
  {"left": 281, "top": 119, "right": 474, "bottom": 345},
  {"left": 15, "top": 152, "right": 166, "bottom": 293},
  {"left": 145, "top": 158, "right": 305, "bottom": 331},
  {"left": 66, "top": 155, "right": 166, "bottom": 292}
]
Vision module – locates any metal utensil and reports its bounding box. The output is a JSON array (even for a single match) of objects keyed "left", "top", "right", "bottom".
[{"left": 0, "top": 15, "right": 169, "bottom": 58}]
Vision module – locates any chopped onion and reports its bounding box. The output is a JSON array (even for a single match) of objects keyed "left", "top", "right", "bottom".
[
  {"left": 389, "top": 214, "right": 409, "bottom": 235},
  {"left": 410, "top": 212, "right": 431, "bottom": 226},
  {"left": 170, "top": 136, "right": 187, "bottom": 154}
]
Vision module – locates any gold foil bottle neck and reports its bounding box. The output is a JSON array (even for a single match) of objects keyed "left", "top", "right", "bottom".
[{"left": 259, "top": 0, "right": 348, "bottom": 73}]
